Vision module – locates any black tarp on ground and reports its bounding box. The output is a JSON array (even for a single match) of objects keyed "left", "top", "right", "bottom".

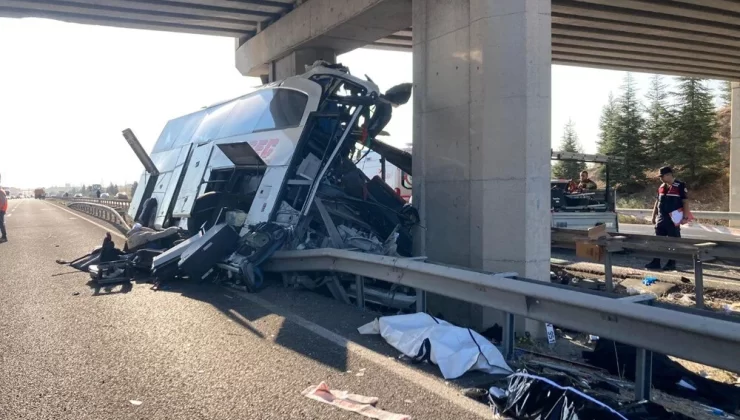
[
  {"left": 582, "top": 339, "right": 740, "bottom": 413},
  {"left": 495, "top": 372, "right": 629, "bottom": 420},
  {"left": 493, "top": 372, "right": 699, "bottom": 420}
]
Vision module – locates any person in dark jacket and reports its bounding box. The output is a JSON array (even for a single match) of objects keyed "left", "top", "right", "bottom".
[
  {"left": 645, "top": 166, "right": 690, "bottom": 271},
  {"left": 577, "top": 170, "right": 597, "bottom": 191}
]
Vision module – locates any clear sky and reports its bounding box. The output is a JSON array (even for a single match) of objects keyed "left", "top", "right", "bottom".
[{"left": 0, "top": 18, "right": 726, "bottom": 189}]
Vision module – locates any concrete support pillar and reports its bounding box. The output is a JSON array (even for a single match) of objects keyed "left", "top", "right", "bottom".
[
  {"left": 270, "top": 48, "right": 336, "bottom": 81},
  {"left": 731, "top": 82, "right": 740, "bottom": 227},
  {"left": 412, "top": 0, "right": 551, "bottom": 333}
]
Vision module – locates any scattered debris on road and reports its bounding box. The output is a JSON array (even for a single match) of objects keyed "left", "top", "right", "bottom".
[
  {"left": 302, "top": 382, "right": 410, "bottom": 420},
  {"left": 583, "top": 339, "right": 740, "bottom": 414}
]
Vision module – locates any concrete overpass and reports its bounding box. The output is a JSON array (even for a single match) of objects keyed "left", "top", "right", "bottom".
[
  {"left": 2, "top": 0, "right": 740, "bottom": 328},
  {"left": 5, "top": 1, "right": 740, "bottom": 80}
]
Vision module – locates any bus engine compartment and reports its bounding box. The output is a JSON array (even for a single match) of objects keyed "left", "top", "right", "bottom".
[{"left": 76, "top": 62, "right": 421, "bottom": 311}]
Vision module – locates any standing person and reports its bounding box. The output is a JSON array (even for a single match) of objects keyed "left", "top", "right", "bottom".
[
  {"left": 645, "top": 166, "right": 690, "bottom": 271},
  {"left": 96, "top": 189, "right": 101, "bottom": 199},
  {"left": 0, "top": 186, "right": 7, "bottom": 243}
]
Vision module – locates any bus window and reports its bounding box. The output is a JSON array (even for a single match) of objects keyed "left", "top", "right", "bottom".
[
  {"left": 254, "top": 89, "right": 308, "bottom": 132},
  {"left": 191, "top": 101, "right": 237, "bottom": 144},
  {"left": 219, "top": 91, "right": 270, "bottom": 139}
]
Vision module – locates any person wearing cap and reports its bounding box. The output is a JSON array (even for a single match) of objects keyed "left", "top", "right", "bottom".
[{"left": 645, "top": 166, "right": 690, "bottom": 271}]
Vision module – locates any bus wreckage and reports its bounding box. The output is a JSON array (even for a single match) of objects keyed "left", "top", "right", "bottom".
[{"left": 65, "top": 62, "right": 420, "bottom": 310}]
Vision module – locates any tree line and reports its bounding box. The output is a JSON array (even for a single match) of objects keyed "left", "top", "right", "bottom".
[
  {"left": 554, "top": 74, "right": 729, "bottom": 191},
  {"left": 70, "top": 183, "right": 121, "bottom": 195}
]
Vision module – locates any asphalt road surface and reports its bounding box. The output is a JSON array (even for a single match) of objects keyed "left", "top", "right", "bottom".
[
  {"left": 0, "top": 199, "right": 493, "bottom": 420},
  {"left": 620, "top": 223, "right": 740, "bottom": 242}
]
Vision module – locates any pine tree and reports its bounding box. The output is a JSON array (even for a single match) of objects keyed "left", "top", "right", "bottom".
[
  {"left": 720, "top": 80, "right": 732, "bottom": 106},
  {"left": 644, "top": 74, "right": 672, "bottom": 166},
  {"left": 668, "top": 77, "right": 721, "bottom": 183},
  {"left": 597, "top": 93, "right": 618, "bottom": 154},
  {"left": 602, "top": 73, "right": 648, "bottom": 186},
  {"left": 553, "top": 120, "right": 586, "bottom": 180}
]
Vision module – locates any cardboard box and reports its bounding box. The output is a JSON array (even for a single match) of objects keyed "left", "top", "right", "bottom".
[
  {"left": 588, "top": 224, "right": 608, "bottom": 240},
  {"left": 576, "top": 240, "right": 605, "bottom": 263}
]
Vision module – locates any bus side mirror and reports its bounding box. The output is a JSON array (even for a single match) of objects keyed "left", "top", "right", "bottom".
[{"left": 382, "top": 83, "right": 412, "bottom": 106}]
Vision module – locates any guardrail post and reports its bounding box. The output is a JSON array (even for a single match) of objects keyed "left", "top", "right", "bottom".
[
  {"left": 503, "top": 312, "right": 515, "bottom": 360},
  {"left": 694, "top": 254, "right": 704, "bottom": 309},
  {"left": 355, "top": 275, "right": 365, "bottom": 309},
  {"left": 633, "top": 295, "right": 654, "bottom": 401},
  {"left": 618, "top": 293, "right": 655, "bottom": 400},
  {"left": 415, "top": 288, "right": 426, "bottom": 313},
  {"left": 604, "top": 251, "right": 614, "bottom": 292},
  {"left": 635, "top": 347, "right": 653, "bottom": 401}
]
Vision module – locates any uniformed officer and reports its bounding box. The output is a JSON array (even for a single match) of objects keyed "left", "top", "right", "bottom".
[{"left": 645, "top": 166, "right": 690, "bottom": 271}]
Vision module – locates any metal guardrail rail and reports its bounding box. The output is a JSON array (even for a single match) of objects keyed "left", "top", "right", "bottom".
[
  {"left": 263, "top": 248, "right": 740, "bottom": 379},
  {"left": 66, "top": 202, "right": 132, "bottom": 232},
  {"left": 618, "top": 208, "right": 740, "bottom": 221},
  {"left": 48, "top": 198, "right": 132, "bottom": 232},
  {"left": 63, "top": 197, "right": 131, "bottom": 211},
  {"left": 552, "top": 228, "right": 740, "bottom": 308}
]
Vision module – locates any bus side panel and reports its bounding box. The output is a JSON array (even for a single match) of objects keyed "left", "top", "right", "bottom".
[{"left": 154, "top": 144, "right": 193, "bottom": 228}]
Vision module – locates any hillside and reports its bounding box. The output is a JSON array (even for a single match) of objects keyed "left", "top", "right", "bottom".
[{"left": 616, "top": 169, "right": 729, "bottom": 225}]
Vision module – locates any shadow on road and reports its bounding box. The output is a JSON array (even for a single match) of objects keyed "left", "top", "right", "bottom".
[
  {"left": 86, "top": 280, "right": 133, "bottom": 296},
  {"left": 152, "top": 280, "right": 351, "bottom": 373}
]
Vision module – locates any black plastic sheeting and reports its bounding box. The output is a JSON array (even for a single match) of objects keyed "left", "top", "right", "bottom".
[
  {"left": 583, "top": 339, "right": 740, "bottom": 413},
  {"left": 493, "top": 372, "right": 699, "bottom": 420},
  {"left": 495, "top": 372, "right": 629, "bottom": 420}
]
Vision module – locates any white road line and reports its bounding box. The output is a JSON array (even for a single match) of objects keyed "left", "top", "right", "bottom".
[
  {"left": 46, "top": 201, "right": 126, "bottom": 240},
  {"left": 8, "top": 200, "right": 24, "bottom": 215},
  {"left": 236, "top": 291, "right": 493, "bottom": 418},
  {"left": 43, "top": 198, "right": 488, "bottom": 416}
]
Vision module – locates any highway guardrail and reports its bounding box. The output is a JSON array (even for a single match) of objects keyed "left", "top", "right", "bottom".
[
  {"left": 552, "top": 228, "right": 740, "bottom": 308},
  {"left": 67, "top": 201, "right": 132, "bottom": 232},
  {"left": 48, "top": 198, "right": 132, "bottom": 232},
  {"left": 618, "top": 208, "right": 740, "bottom": 221},
  {"left": 263, "top": 247, "right": 740, "bottom": 400},
  {"left": 61, "top": 197, "right": 131, "bottom": 211}
]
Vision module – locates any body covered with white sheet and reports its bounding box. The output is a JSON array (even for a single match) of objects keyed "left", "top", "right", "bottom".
[{"left": 359, "top": 313, "right": 512, "bottom": 379}]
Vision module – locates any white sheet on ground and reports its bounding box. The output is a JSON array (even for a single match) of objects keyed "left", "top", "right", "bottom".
[{"left": 358, "top": 313, "right": 512, "bottom": 379}]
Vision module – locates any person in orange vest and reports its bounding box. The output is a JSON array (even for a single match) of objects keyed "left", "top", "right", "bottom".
[{"left": 0, "top": 185, "right": 7, "bottom": 243}]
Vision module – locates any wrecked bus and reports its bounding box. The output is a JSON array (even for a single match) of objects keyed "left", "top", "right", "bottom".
[{"left": 123, "top": 62, "right": 418, "bottom": 307}]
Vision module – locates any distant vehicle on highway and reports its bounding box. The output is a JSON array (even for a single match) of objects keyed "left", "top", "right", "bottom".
[
  {"left": 100, "top": 193, "right": 110, "bottom": 198},
  {"left": 116, "top": 192, "right": 129, "bottom": 200},
  {"left": 74, "top": 193, "right": 83, "bottom": 198},
  {"left": 34, "top": 188, "right": 45, "bottom": 199}
]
